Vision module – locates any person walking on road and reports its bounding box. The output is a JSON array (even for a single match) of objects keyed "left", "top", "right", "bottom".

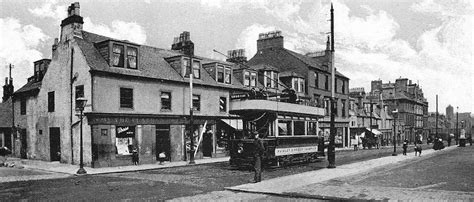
[
  {"left": 253, "top": 132, "right": 265, "bottom": 183},
  {"left": 402, "top": 139, "right": 408, "bottom": 155}
]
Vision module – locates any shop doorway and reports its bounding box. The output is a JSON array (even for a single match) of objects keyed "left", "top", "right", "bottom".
[
  {"left": 49, "top": 127, "right": 61, "bottom": 161},
  {"left": 156, "top": 125, "right": 170, "bottom": 161},
  {"left": 20, "top": 129, "right": 27, "bottom": 159},
  {"left": 202, "top": 131, "right": 212, "bottom": 157}
]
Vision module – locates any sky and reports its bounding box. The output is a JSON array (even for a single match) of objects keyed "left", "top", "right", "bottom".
[{"left": 0, "top": 0, "right": 473, "bottom": 113}]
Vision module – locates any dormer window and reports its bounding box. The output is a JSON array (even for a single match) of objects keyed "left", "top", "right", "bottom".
[
  {"left": 217, "top": 65, "right": 232, "bottom": 84},
  {"left": 244, "top": 71, "right": 257, "bottom": 87},
  {"left": 127, "top": 47, "right": 137, "bottom": 69},
  {"left": 292, "top": 77, "right": 305, "bottom": 93},
  {"left": 113, "top": 44, "right": 124, "bottom": 67},
  {"left": 184, "top": 58, "right": 200, "bottom": 79},
  {"left": 264, "top": 71, "right": 278, "bottom": 88},
  {"left": 110, "top": 42, "right": 139, "bottom": 69}
]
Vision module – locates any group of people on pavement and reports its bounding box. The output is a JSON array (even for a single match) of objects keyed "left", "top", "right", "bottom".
[{"left": 402, "top": 139, "right": 422, "bottom": 156}]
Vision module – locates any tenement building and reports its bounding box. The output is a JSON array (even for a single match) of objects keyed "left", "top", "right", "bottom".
[
  {"left": 9, "top": 3, "right": 326, "bottom": 167},
  {"left": 247, "top": 32, "right": 351, "bottom": 147},
  {"left": 369, "top": 78, "right": 428, "bottom": 143}
]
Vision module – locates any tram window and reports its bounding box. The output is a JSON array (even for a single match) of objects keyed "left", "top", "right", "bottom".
[
  {"left": 294, "top": 121, "right": 305, "bottom": 135},
  {"left": 278, "top": 120, "right": 292, "bottom": 136}
]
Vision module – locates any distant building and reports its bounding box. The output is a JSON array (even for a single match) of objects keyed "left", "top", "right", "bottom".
[
  {"left": 446, "top": 105, "right": 454, "bottom": 121},
  {"left": 369, "top": 78, "right": 429, "bottom": 143},
  {"left": 348, "top": 87, "right": 393, "bottom": 146}
]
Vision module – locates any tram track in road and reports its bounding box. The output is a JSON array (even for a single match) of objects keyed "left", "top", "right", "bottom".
[{"left": 0, "top": 144, "right": 436, "bottom": 201}]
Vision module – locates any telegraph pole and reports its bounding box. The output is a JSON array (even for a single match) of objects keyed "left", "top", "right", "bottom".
[
  {"left": 327, "top": 3, "right": 336, "bottom": 169},
  {"left": 189, "top": 49, "right": 195, "bottom": 165}
]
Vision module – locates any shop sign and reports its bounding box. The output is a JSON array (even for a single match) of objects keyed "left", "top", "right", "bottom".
[{"left": 275, "top": 146, "right": 318, "bottom": 156}]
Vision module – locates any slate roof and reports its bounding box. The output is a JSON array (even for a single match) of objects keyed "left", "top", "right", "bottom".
[
  {"left": 0, "top": 99, "right": 12, "bottom": 128},
  {"left": 78, "top": 31, "right": 245, "bottom": 90},
  {"left": 248, "top": 47, "right": 349, "bottom": 79},
  {"left": 14, "top": 80, "right": 42, "bottom": 95}
]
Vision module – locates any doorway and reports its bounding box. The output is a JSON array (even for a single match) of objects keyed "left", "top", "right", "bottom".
[
  {"left": 49, "top": 127, "right": 61, "bottom": 161},
  {"left": 20, "top": 129, "right": 27, "bottom": 159},
  {"left": 202, "top": 132, "right": 212, "bottom": 157},
  {"left": 156, "top": 125, "right": 170, "bottom": 161}
]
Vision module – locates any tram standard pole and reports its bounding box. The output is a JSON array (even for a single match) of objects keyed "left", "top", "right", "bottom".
[
  {"left": 189, "top": 46, "right": 195, "bottom": 165},
  {"left": 392, "top": 109, "right": 398, "bottom": 156},
  {"left": 327, "top": 3, "right": 336, "bottom": 169}
]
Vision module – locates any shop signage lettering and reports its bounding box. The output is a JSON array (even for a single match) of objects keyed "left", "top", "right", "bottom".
[
  {"left": 117, "top": 126, "right": 129, "bottom": 134},
  {"left": 275, "top": 146, "right": 318, "bottom": 156}
]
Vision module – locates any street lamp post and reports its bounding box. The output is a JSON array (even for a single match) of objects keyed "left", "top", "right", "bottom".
[
  {"left": 392, "top": 109, "right": 398, "bottom": 156},
  {"left": 76, "top": 97, "right": 87, "bottom": 175},
  {"left": 327, "top": 3, "right": 336, "bottom": 169},
  {"left": 456, "top": 107, "right": 459, "bottom": 145}
]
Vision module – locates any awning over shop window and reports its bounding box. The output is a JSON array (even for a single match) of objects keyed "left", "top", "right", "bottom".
[
  {"left": 221, "top": 119, "right": 243, "bottom": 130},
  {"left": 370, "top": 128, "right": 382, "bottom": 136}
]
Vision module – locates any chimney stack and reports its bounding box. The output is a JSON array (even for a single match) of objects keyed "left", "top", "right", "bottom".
[
  {"left": 60, "top": 2, "right": 83, "bottom": 42},
  {"left": 52, "top": 38, "right": 59, "bottom": 60},
  {"left": 256, "top": 30, "right": 284, "bottom": 51},
  {"left": 171, "top": 31, "right": 194, "bottom": 56},
  {"left": 226, "top": 49, "right": 247, "bottom": 64},
  {"left": 2, "top": 77, "right": 14, "bottom": 102}
]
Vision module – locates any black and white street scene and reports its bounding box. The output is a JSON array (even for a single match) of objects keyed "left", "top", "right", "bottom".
[{"left": 0, "top": 0, "right": 473, "bottom": 201}]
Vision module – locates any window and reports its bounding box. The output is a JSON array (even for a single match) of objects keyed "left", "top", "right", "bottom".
[
  {"left": 342, "top": 81, "right": 345, "bottom": 94},
  {"left": 335, "top": 79, "right": 338, "bottom": 93},
  {"left": 224, "top": 67, "right": 231, "bottom": 84},
  {"left": 161, "top": 92, "right": 171, "bottom": 110},
  {"left": 101, "top": 129, "right": 108, "bottom": 136},
  {"left": 219, "top": 97, "right": 227, "bottom": 112},
  {"left": 127, "top": 47, "right": 137, "bottom": 69},
  {"left": 325, "top": 75, "right": 329, "bottom": 90},
  {"left": 115, "top": 126, "right": 135, "bottom": 155},
  {"left": 341, "top": 99, "right": 346, "bottom": 117},
  {"left": 324, "top": 97, "right": 330, "bottom": 115},
  {"left": 314, "top": 72, "right": 318, "bottom": 88},
  {"left": 244, "top": 71, "right": 250, "bottom": 86},
  {"left": 250, "top": 72, "right": 257, "bottom": 87},
  {"left": 120, "top": 88, "right": 133, "bottom": 108},
  {"left": 278, "top": 120, "right": 292, "bottom": 136},
  {"left": 292, "top": 78, "right": 305, "bottom": 93},
  {"left": 48, "top": 91, "right": 55, "bottom": 112},
  {"left": 264, "top": 71, "right": 278, "bottom": 88},
  {"left": 184, "top": 58, "right": 200, "bottom": 79},
  {"left": 294, "top": 121, "right": 305, "bottom": 135},
  {"left": 20, "top": 99, "right": 26, "bottom": 115},
  {"left": 334, "top": 98, "right": 339, "bottom": 116},
  {"left": 192, "top": 94, "right": 200, "bottom": 111},
  {"left": 217, "top": 65, "right": 224, "bottom": 83},
  {"left": 112, "top": 44, "right": 124, "bottom": 67},
  {"left": 75, "top": 85, "right": 84, "bottom": 111}
]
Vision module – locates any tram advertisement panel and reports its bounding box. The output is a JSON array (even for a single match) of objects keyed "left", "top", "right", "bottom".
[{"left": 275, "top": 146, "right": 318, "bottom": 156}]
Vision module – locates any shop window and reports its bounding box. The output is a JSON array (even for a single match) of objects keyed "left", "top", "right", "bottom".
[
  {"left": 219, "top": 97, "right": 227, "bottom": 112},
  {"left": 112, "top": 44, "right": 124, "bottom": 67},
  {"left": 75, "top": 85, "right": 84, "bottom": 110},
  {"left": 193, "top": 94, "right": 200, "bottom": 111},
  {"left": 20, "top": 99, "right": 26, "bottom": 115},
  {"left": 294, "top": 121, "right": 305, "bottom": 135},
  {"left": 115, "top": 126, "right": 135, "bottom": 155},
  {"left": 120, "top": 88, "right": 133, "bottom": 109},
  {"left": 278, "top": 120, "right": 292, "bottom": 136},
  {"left": 101, "top": 129, "right": 108, "bottom": 136},
  {"left": 48, "top": 91, "right": 55, "bottom": 112},
  {"left": 127, "top": 47, "right": 137, "bottom": 69},
  {"left": 161, "top": 92, "right": 171, "bottom": 110}
]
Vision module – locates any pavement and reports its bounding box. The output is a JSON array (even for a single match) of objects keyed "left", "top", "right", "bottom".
[{"left": 174, "top": 145, "right": 474, "bottom": 201}]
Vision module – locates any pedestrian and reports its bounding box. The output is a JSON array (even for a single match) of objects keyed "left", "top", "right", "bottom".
[
  {"left": 253, "top": 132, "right": 265, "bottom": 183},
  {"left": 402, "top": 139, "right": 408, "bottom": 155},
  {"left": 131, "top": 146, "right": 139, "bottom": 165},
  {"left": 447, "top": 135, "right": 451, "bottom": 146},
  {"left": 414, "top": 143, "right": 422, "bottom": 156},
  {"left": 158, "top": 151, "right": 166, "bottom": 165}
]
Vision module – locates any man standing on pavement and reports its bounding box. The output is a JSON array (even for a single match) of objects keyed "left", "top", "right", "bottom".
[
  {"left": 253, "top": 132, "right": 265, "bottom": 183},
  {"left": 403, "top": 139, "right": 408, "bottom": 155}
]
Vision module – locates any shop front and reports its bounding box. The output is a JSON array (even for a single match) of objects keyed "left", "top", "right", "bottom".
[{"left": 86, "top": 113, "right": 233, "bottom": 167}]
